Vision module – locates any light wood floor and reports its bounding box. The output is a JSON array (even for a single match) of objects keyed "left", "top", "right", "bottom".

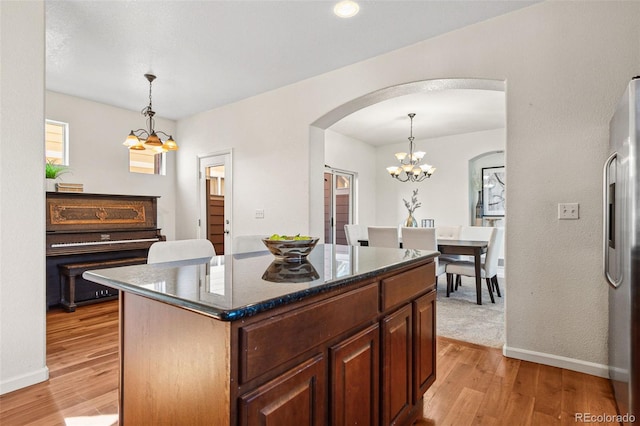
[{"left": 0, "top": 300, "right": 621, "bottom": 426}]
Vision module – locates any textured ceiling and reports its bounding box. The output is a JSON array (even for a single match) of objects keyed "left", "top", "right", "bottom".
[{"left": 46, "top": 0, "right": 535, "bottom": 126}]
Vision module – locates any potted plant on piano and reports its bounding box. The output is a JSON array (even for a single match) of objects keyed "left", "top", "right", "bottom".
[{"left": 45, "top": 160, "right": 69, "bottom": 192}]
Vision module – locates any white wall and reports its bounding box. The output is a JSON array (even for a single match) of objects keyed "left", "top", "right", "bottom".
[
  {"left": 324, "top": 129, "right": 377, "bottom": 228},
  {"left": 46, "top": 91, "right": 178, "bottom": 240},
  {"left": 0, "top": 1, "right": 48, "bottom": 394},
  {"left": 375, "top": 128, "right": 505, "bottom": 228},
  {"left": 175, "top": 2, "right": 640, "bottom": 374}
]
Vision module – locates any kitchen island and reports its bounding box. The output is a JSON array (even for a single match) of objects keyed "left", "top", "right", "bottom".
[{"left": 83, "top": 243, "right": 438, "bottom": 425}]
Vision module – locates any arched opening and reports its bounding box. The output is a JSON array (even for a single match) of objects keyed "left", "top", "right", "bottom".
[{"left": 309, "top": 78, "right": 506, "bottom": 348}]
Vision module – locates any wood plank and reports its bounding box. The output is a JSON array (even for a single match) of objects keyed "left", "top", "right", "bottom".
[{"left": 438, "top": 387, "right": 484, "bottom": 425}]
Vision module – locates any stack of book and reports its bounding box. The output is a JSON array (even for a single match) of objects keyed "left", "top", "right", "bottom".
[{"left": 56, "top": 182, "right": 83, "bottom": 193}]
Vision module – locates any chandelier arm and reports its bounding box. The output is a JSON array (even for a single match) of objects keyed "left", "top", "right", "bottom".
[
  {"left": 155, "top": 130, "right": 173, "bottom": 139},
  {"left": 131, "top": 129, "right": 150, "bottom": 138},
  {"left": 391, "top": 171, "right": 431, "bottom": 183}
]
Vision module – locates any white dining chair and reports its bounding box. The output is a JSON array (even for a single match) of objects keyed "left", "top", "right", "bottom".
[
  {"left": 232, "top": 235, "right": 269, "bottom": 254},
  {"left": 454, "top": 225, "right": 496, "bottom": 264},
  {"left": 344, "top": 224, "right": 368, "bottom": 246},
  {"left": 445, "top": 227, "right": 502, "bottom": 303},
  {"left": 367, "top": 226, "right": 399, "bottom": 248},
  {"left": 436, "top": 225, "right": 463, "bottom": 263},
  {"left": 147, "top": 239, "right": 216, "bottom": 264},
  {"left": 402, "top": 227, "right": 447, "bottom": 283},
  {"left": 459, "top": 225, "right": 494, "bottom": 241},
  {"left": 436, "top": 225, "right": 461, "bottom": 240}
]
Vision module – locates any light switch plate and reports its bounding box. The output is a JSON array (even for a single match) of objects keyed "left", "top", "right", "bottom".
[
  {"left": 558, "top": 203, "right": 579, "bottom": 220},
  {"left": 255, "top": 209, "right": 265, "bottom": 219}
]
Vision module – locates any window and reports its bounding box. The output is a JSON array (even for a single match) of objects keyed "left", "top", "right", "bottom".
[
  {"left": 129, "top": 149, "right": 164, "bottom": 175},
  {"left": 45, "top": 120, "right": 69, "bottom": 165}
]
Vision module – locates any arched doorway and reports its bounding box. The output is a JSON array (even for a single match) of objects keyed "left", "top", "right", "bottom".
[
  {"left": 309, "top": 78, "right": 507, "bottom": 348},
  {"left": 309, "top": 78, "right": 505, "bottom": 237}
]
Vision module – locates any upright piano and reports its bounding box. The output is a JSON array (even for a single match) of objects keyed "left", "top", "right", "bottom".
[{"left": 46, "top": 192, "right": 165, "bottom": 310}]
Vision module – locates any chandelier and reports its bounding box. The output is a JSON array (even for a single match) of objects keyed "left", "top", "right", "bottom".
[
  {"left": 123, "top": 74, "right": 177, "bottom": 154},
  {"left": 386, "top": 113, "right": 436, "bottom": 182}
]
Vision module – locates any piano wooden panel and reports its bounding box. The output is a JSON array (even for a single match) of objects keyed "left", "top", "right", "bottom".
[
  {"left": 46, "top": 192, "right": 159, "bottom": 232},
  {"left": 46, "top": 192, "right": 165, "bottom": 309}
]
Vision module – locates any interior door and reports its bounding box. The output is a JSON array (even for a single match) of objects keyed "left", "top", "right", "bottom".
[
  {"left": 324, "top": 168, "right": 355, "bottom": 245},
  {"left": 199, "top": 152, "right": 232, "bottom": 255}
]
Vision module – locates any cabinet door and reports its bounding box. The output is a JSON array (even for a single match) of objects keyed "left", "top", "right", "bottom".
[
  {"left": 239, "top": 355, "right": 325, "bottom": 426},
  {"left": 382, "top": 304, "right": 413, "bottom": 425},
  {"left": 330, "top": 324, "right": 379, "bottom": 426},
  {"left": 413, "top": 289, "right": 436, "bottom": 402}
]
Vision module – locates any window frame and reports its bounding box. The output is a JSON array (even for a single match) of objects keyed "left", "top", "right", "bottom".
[{"left": 45, "top": 119, "right": 69, "bottom": 166}]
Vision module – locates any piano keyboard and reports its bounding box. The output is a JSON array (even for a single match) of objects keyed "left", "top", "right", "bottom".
[{"left": 50, "top": 237, "right": 161, "bottom": 248}]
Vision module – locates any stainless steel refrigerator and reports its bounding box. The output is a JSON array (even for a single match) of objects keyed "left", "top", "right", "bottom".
[{"left": 605, "top": 76, "right": 640, "bottom": 423}]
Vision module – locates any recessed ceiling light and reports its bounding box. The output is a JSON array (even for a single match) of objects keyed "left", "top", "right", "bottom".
[{"left": 333, "top": 0, "right": 359, "bottom": 18}]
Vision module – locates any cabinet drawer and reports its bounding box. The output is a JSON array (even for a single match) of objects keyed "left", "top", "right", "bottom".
[
  {"left": 240, "top": 283, "right": 378, "bottom": 383},
  {"left": 238, "top": 355, "right": 326, "bottom": 426},
  {"left": 380, "top": 263, "right": 435, "bottom": 311}
]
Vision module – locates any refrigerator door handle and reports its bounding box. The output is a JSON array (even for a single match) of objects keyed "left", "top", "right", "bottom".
[{"left": 603, "top": 152, "right": 623, "bottom": 288}]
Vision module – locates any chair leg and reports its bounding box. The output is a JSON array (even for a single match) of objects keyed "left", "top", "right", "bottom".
[
  {"left": 492, "top": 276, "right": 501, "bottom": 297},
  {"left": 455, "top": 274, "right": 461, "bottom": 290},
  {"left": 446, "top": 273, "right": 452, "bottom": 297},
  {"left": 485, "top": 278, "right": 496, "bottom": 303}
]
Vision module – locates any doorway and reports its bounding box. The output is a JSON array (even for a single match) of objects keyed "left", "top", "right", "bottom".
[
  {"left": 324, "top": 168, "right": 356, "bottom": 244},
  {"left": 310, "top": 78, "right": 507, "bottom": 348},
  {"left": 199, "top": 151, "right": 232, "bottom": 255}
]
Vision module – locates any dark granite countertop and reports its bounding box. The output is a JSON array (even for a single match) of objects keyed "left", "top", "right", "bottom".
[{"left": 82, "top": 244, "right": 438, "bottom": 321}]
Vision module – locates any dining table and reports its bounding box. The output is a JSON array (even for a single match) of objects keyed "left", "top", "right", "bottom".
[
  {"left": 357, "top": 238, "right": 489, "bottom": 305},
  {"left": 436, "top": 239, "right": 488, "bottom": 305}
]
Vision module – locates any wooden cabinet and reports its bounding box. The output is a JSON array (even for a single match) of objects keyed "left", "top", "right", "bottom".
[
  {"left": 239, "top": 355, "right": 326, "bottom": 426},
  {"left": 381, "top": 285, "right": 437, "bottom": 425},
  {"left": 382, "top": 304, "right": 413, "bottom": 425},
  {"left": 413, "top": 289, "right": 437, "bottom": 402},
  {"left": 330, "top": 324, "right": 380, "bottom": 426},
  {"left": 116, "top": 259, "right": 436, "bottom": 426}
]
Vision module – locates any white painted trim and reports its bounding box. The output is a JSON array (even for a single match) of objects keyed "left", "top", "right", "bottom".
[
  {"left": 503, "top": 345, "right": 609, "bottom": 378},
  {"left": 0, "top": 367, "right": 49, "bottom": 395}
]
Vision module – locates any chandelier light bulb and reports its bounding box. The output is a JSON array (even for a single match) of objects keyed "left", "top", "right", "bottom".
[{"left": 123, "top": 131, "right": 139, "bottom": 147}]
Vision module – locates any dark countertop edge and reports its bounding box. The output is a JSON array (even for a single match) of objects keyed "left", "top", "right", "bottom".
[{"left": 83, "top": 251, "right": 438, "bottom": 322}]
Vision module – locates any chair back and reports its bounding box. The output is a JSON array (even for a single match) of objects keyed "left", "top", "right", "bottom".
[
  {"left": 483, "top": 228, "right": 503, "bottom": 277},
  {"left": 344, "top": 224, "right": 367, "bottom": 246},
  {"left": 367, "top": 226, "right": 399, "bottom": 248},
  {"left": 233, "top": 235, "right": 268, "bottom": 254},
  {"left": 147, "top": 239, "right": 216, "bottom": 264},
  {"left": 436, "top": 225, "right": 461, "bottom": 240},
  {"left": 460, "top": 226, "right": 494, "bottom": 242},
  {"left": 401, "top": 227, "right": 436, "bottom": 251}
]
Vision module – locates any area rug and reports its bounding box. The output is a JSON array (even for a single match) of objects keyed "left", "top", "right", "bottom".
[{"left": 435, "top": 275, "right": 504, "bottom": 348}]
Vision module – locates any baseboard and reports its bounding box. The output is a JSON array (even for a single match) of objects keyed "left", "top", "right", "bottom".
[
  {"left": 503, "top": 345, "right": 609, "bottom": 378},
  {"left": 0, "top": 366, "right": 49, "bottom": 395}
]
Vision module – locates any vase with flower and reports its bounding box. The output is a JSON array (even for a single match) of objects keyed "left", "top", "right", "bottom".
[{"left": 403, "top": 188, "right": 421, "bottom": 227}]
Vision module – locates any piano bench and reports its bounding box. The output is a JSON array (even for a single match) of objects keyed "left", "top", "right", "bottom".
[{"left": 58, "top": 257, "right": 147, "bottom": 312}]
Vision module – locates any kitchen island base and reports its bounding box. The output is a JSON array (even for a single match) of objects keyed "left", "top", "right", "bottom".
[{"left": 92, "top": 247, "right": 438, "bottom": 425}]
